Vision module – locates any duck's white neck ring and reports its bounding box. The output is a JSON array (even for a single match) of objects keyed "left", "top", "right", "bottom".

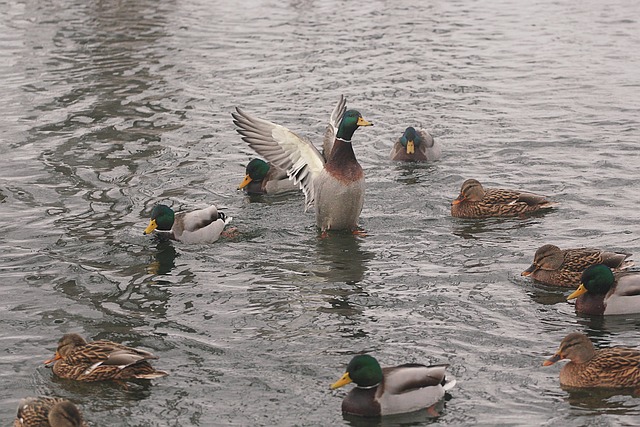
[
  {"left": 336, "top": 137, "right": 351, "bottom": 143},
  {"left": 356, "top": 383, "right": 380, "bottom": 390}
]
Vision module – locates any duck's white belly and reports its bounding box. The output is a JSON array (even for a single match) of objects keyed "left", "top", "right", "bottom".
[{"left": 314, "top": 170, "right": 364, "bottom": 231}]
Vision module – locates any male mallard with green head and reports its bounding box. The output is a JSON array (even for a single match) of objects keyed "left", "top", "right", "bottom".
[
  {"left": 330, "top": 354, "right": 455, "bottom": 417},
  {"left": 390, "top": 127, "right": 441, "bottom": 162},
  {"left": 44, "top": 333, "right": 168, "bottom": 382},
  {"left": 14, "top": 397, "right": 87, "bottom": 427},
  {"left": 143, "top": 204, "right": 230, "bottom": 244},
  {"left": 566, "top": 264, "right": 640, "bottom": 315},
  {"left": 522, "top": 244, "right": 633, "bottom": 287},
  {"left": 543, "top": 332, "right": 640, "bottom": 389},
  {"left": 232, "top": 96, "right": 373, "bottom": 234},
  {"left": 237, "top": 158, "right": 297, "bottom": 195},
  {"left": 451, "top": 179, "right": 555, "bottom": 219}
]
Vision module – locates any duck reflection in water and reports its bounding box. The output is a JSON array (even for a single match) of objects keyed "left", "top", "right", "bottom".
[{"left": 147, "top": 240, "right": 178, "bottom": 275}]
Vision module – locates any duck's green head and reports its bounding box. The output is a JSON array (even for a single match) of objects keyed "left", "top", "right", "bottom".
[
  {"left": 336, "top": 110, "right": 373, "bottom": 141},
  {"left": 567, "top": 264, "right": 615, "bottom": 300},
  {"left": 399, "top": 127, "right": 422, "bottom": 154},
  {"left": 331, "top": 354, "right": 383, "bottom": 389},
  {"left": 144, "top": 204, "right": 175, "bottom": 234},
  {"left": 238, "top": 159, "right": 270, "bottom": 189}
]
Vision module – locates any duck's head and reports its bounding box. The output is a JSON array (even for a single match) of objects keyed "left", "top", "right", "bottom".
[
  {"left": 44, "top": 333, "right": 87, "bottom": 364},
  {"left": 336, "top": 110, "right": 373, "bottom": 141},
  {"left": 543, "top": 332, "right": 596, "bottom": 366},
  {"left": 399, "top": 127, "right": 423, "bottom": 154},
  {"left": 452, "top": 179, "right": 484, "bottom": 205},
  {"left": 522, "top": 244, "right": 563, "bottom": 276},
  {"left": 238, "top": 159, "right": 270, "bottom": 190},
  {"left": 144, "top": 204, "right": 175, "bottom": 234},
  {"left": 567, "top": 264, "right": 615, "bottom": 300},
  {"left": 48, "top": 400, "right": 85, "bottom": 427},
  {"left": 331, "top": 354, "right": 383, "bottom": 389}
]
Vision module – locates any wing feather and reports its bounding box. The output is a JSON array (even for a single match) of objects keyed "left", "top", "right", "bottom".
[
  {"left": 322, "top": 95, "right": 347, "bottom": 159},
  {"left": 233, "top": 107, "right": 326, "bottom": 210}
]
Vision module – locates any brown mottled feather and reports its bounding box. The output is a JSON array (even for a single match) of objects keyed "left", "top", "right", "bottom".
[
  {"left": 522, "top": 244, "right": 634, "bottom": 287},
  {"left": 545, "top": 332, "right": 640, "bottom": 389},
  {"left": 14, "top": 397, "right": 87, "bottom": 427},
  {"left": 46, "top": 333, "right": 168, "bottom": 382},
  {"left": 451, "top": 179, "right": 555, "bottom": 219}
]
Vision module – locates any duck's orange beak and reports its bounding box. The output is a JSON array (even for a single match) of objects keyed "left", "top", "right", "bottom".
[
  {"left": 238, "top": 174, "right": 252, "bottom": 190},
  {"left": 406, "top": 140, "right": 415, "bottom": 154},
  {"left": 543, "top": 353, "right": 562, "bottom": 366},
  {"left": 451, "top": 195, "right": 465, "bottom": 206},
  {"left": 521, "top": 264, "right": 538, "bottom": 277},
  {"left": 567, "top": 284, "right": 588, "bottom": 300},
  {"left": 143, "top": 219, "right": 158, "bottom": 235},
  {"left": 44, "top": 352, "right": 61, "bottom": 365},
  {"left": 357, "top": 117, "right": 373, "bottom": 127}
]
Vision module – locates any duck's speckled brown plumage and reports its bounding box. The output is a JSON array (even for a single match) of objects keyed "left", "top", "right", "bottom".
[
  {"left": 451, "top": 179, "right": 555, "bottom": 219},
  {"left": 14, "top": 397, "right": 87, "bottom": 427},
  {"left": 45, "top": 333, "right": 168, "bottom": 382},
  {"left": 544, "top": 332, "right": 640, "bottom": 389},
  {"left": 522, "top": 244, "right": 634, "bottom": 287}
]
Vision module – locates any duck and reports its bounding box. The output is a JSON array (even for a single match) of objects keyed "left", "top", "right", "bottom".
[
  {"left": 566, "top": 264, "right": 640, "bottom": 315},
  {"left": 14, "top": 397, "right": 87, "bottom": 427},
  {"left": 543, "top": 332, "right": 640, "bottom": 389},
  {"left": 232, "top": 95, "right": 373, "bottom": 234},
  {"left": 451, "top": 179, "right": 555, "bottom": 219},
  {"left": 237, "top": 158, "right": 297, "bottom": 195},
  {"left": 330, "top": 354, "right": 455, "bottom": 417},
  {"left": 143, "top": 204, "right": 230, "bottom": 244},
  {"left": 390, "top": 127, "right": 441, "bottom": 162},
  {"left": 44, "top": 333, "right": 168, "bottom": 382},
  {"left": 521, "top": 244, "right": 633, "bottom": 287}
]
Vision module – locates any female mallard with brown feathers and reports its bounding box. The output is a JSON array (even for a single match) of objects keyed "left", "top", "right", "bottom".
[
  {"left": 521, "top": 244, "right": 633, "bottom": 287},
  {"left": 143, "top": 204, "right": 230, "bottom": 244},
  {"left": 390, "top": 127, "right": 441, "bottom": 162},
  {"left": 232, "top": 96, "right": 373, "bottom": 234},
  {"left": 543, "top": 332, "right": 640, "bottom": 389},
  {"left": 14, "top": 397, "right": 87, "bottom": 427},
  {"left": 566, "top": 264, "right": 640, "bottom": 315},
  {"left": 451, "top": 179, "right": 555, "bottom": 219},
  {"left": 330, "top": 354, "right": 455, "bottom": 417},
  {"left": 237, "top": 158, "right": 297, "bottom": 195},
  {"left": 44, "top": 333, "right": 168, "bottom": 382}
]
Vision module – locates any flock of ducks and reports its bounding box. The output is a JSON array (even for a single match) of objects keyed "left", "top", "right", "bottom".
[{"left": 16, "top": 96, "right": 640, "bottom": 425}]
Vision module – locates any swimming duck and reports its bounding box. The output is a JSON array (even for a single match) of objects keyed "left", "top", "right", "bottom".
[
  {"left": 566, "top": 264, "right": 640, "bottom": 315},
  {"left": 543, "top": 332, "right": 640, "bottom": 389},
  {"left": 451, "top": 179, "right": 555, "bottom": 219},
  {"left": 232, "top": 95, "right": 373, "bottom": 233},
  {"left": 237, "top": 158, "right": 297, "bottom": 195},
  {"left": 522, "top": 244, "right": 633, "bottom": 287},
  {"left": 143, "top": 204, "right": 230, "bottom": 244},
  {"left": 390, "top": 127, "right": 441, "bottom": 162},
  {"left": 14, "top": 397, "right": 87, "bottom": 427},
  {"left": 330, "top": 354, "right": 455, "bottom": 417},
  {"left": 44, "top": 333, "right": 168, "bottom": 382}
]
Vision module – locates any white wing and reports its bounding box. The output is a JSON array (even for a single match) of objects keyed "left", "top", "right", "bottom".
[
  {"left": 322, "top": 95, "right": 347, "bottom": 160},
  {"left": 233, "top": 108, "right": 325, "bottom": 210}
]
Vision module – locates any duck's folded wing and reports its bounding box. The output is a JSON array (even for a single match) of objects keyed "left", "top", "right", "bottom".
[
  {"left": 382, "top": 364, "right": 448, "bottom": 394},
  {"left": 322, "top": 95, "right": 347, "bottom": 160},
  {"left": 233, "top": 108, "right": 325, "bottom": 210}
]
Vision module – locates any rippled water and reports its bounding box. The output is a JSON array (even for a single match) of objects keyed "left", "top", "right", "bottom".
[{"left": 1, "top": 0, "right": 640, "bottom": 425}]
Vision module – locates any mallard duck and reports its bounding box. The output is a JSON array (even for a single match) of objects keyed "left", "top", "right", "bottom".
[
  {"left": 566, "top": 264, "right": 640, "bottom": 315},
  {"left": 330, "top": 354, "right": 455, "bottom": 417},
  {"left": 543, "top": 332, "right": 640, "bottom": 389},
  {"left": 451, "top": 179, "right": 555, "bottom": 219},
  {"left": 44, "top": 333, "right": 168, "bottom": 382},
  {"left": 390, "top": 127, "right": 441, "bottom": 162},
  {"left": 237, "top": 158, "right": 297, "bottom": 195},
  {"left": 14, "top": 397, "right": 87, "bottom": 427},
  {"left": 232, "top": 95, "right": 373, "bottom": 233},
  {"left": 522, "top": 244, "right": 633, "bottom": 287},
  {"left": 143, "top": 204, "right": 230, "bottom": 244}
]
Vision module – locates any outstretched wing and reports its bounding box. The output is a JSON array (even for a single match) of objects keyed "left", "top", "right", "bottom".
[
  {"left": 322, "top": 95, "right": 347, "bottom": 160},
  {"left": 232, "top": 108, "right": 325, "bottom": 210}
]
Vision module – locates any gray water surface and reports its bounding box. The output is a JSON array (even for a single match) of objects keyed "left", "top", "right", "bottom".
[{"left": 1, "top": 0, "right": 640, "bottom": 425}]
